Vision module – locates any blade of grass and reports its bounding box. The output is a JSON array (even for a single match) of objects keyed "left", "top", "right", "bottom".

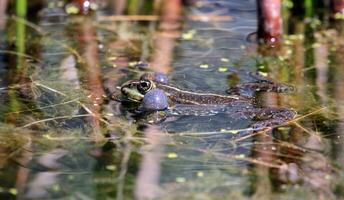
[
  {"left": 305, "top": 0, "right": 313, "bottom": 18},
  {"left": 15, "top": 0, "right": 27, "bottom": 71}
]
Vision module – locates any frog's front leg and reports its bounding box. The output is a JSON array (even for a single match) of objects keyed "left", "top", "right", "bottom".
[
  {"left": 250, "top": 107, "right": 296, "bottom": 130},
  {"left": 226, "top": 72, "right": 294, "bottom": 96},
  {"left": 231, "top": 107, "right": 296, "bottom": 130}
]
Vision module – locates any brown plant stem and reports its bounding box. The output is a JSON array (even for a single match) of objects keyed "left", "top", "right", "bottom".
[
  {"left": 257, "top": 0, "right": 282, "bottom": 44},
  {"left": 135, "top": 126, "right": 164, "bottom": 199},
  {"left": 15, "top": 138, "right": 33, "bottom": 198},
  {"left": 331, "top": 0, "right": 344, "bottom": 15},
  {"left": 111, "top": 0, "right": 126, "bottom": 14},
  {"left": 150, "top": 0, "right": 182, "bottom": 73},
  {"left": 71, "top": 0, "right": 96, "bottom": 15},
  {"left": 0, "top": 0, "right": 8, "bottom": 29},
  {"left": 69, "top": 16, "right": 105, "bottom": 142},
  {"left": 314, "top": 33, "right": 329, "bottom": 106},
  {"left": 99, "top": 14, "right": 232, "bottom": 22}
]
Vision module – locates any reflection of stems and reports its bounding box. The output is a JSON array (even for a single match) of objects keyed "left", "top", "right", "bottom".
[
  {"left": 128, "top": 0, "right": 139, "bottom": 14},
  {"left": 135, "top": 126, "right": 164, "bottom": 199},
  {"left": 116, "top": 142, "right": 132, "bottom": 200},
  {"left": 111, "top": 0, "right": 126, "bottom": 14},
  {"left": 15, "top": 136, "right": 32, "bottom": 198},
  {"left": 334, "top": 29, "right": 344, "bottom": 166},
  {"left": 150, "top": 0, "right": 182, "bottom": 73},
  {"left": 251, "top": 93, "right": 277, "bottom": 199},
  {"left": 68, "top": 16, "right": 106, "bottom": 141},
  {"left": 0, "top": 0, "right": 8, "bottom": 29},
  {"left": 314, "top": 34, "right": 328, "bottom": 105}
]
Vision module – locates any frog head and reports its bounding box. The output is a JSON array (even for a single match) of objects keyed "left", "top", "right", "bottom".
[
  {"left": 119, "top": 79, "right": 156, "bottom": 103},
  {"left": 111, "top": 73, "right": 169, "bottom": 111}
]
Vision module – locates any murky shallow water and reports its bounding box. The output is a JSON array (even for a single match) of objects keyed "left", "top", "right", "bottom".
[{"left": 0, "top": 0, "right": 344, "bottom": 199}]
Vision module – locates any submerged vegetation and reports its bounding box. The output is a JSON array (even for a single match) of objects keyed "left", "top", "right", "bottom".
[{"left": 0, "top": 0, "right": 343, "bottom": 199}]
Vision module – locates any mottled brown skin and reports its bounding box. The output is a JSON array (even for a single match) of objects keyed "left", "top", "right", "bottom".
[
  {"left": 115, "top": 74, "right": 252, "bottom": 106},
  {"left": 155, "top": 83, "right": 251, "bottom": 105},
  {"left": 226, "top": 82, "right": 294, "bottom": 94},
  {"left": 117, "top": 72, "right": 293, "bottom": 106}
]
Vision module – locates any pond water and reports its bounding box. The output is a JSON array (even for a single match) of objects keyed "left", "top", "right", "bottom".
[{"left": 0, "top": 0, "right": 344, "bottom": 199}]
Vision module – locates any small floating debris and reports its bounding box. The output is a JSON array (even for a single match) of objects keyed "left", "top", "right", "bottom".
[
  {"left": 182, "top": 30, "right": 196, "bottom": 40},
  {"left": 167, "top": 152, "right": 178, "bottom": 159},
  {"left": 65, "top": 4, "right": 79, "bottom": 14},
  {"left": 258, "top": 71, "right": 268, "bottom": 77},
  {"left": 199, "top": 64, "right": 209, "bottom": 69},
  {"left": 176, "top": 177, "right": 186, "bottom": 183},
  {"left": 128, "top": 61, "right": 138, "bottom": 67},
  {"left": 106, "top": 165, "right": 117, "bottom": 171},
  {"left": 235, "top": 154, "right": 246, "bottom": 159},
  {"left": 334, "top": 13, "right": 344, "bottom": 20},
  {"left": 257, "top": 65, "right": 266, "bottom": 70},
  {"left": 220, "top": 58, "right": 229, "bottom": 63},
  {"left": 9, "top": 188, "right": 17, "bottom": 195},
  {"left": 108, "top": 56, "right": 117, "bottom": 61},
  {"left": 197, "top": 171, "right": 204, "bottom": 177},
  {"left": 52, "top": 185, "right": 60, "bottom": 192},
  {"left": 220, "top": 129, "right": 239, "bottom": 134},
  {"left": 218, "top": 67, "right": 228, "bottom": 72}
]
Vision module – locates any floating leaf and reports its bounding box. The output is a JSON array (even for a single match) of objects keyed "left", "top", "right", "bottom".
[
  {"left": 199, "top": 64, "right": 209, "bottom": 69},
  {"left": 167, "top": 152, "right": 178, "bottom": 158},
  {"left": 220, "top": 58, "right": 229, "bottom": 62},
  {"left": 218, "top": 67, "right": 228, "bottom": 72}
]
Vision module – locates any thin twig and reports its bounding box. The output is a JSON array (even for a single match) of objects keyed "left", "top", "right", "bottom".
[
  {"left": 289, "top": 107, "right": 327, "bottom": 123},
  {"left": 21, "top": 114, "right": 92, "bottom": 128},
  {"left": 11, "top": 15, "right": 47, "bottom": 35},
  {"left": 0, "top": 50, "right": 41, "bottom": 62},
  {"left": 5, "top": 98, "right": 81, "bottom": 114},
  {"left": 34, "top": 82, "right": 110, "bottom": 125},
  {"left": 99, "top": 14, "right": 233, "bottom": 22}
]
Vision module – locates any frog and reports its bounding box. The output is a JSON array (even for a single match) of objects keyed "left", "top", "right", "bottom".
[{"left": 111, "top": 72, "right": 296, "bottom": 130}]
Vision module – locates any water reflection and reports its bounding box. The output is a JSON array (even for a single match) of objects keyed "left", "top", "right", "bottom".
[{"left": 0, "top": 0, "right": 343, "bottom": 199}]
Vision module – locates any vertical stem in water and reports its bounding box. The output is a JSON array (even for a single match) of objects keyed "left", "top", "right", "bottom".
[
  {"left": 6, "top": 0, "right": 27, "bottom": 123},
  {"left": 16, "top": 0, "right": 27, "bottom": 17},
  {"left": 305, "top": 0, "right": 313, "bottom": 18},
  {"left": 256, "top": 0, "right": 283, "bottom": 44},
  {"left": 15, "top": 0, "right": 27, "bottom": 71},
  {"left": 331, "top": 0, "right": 344, "bottom": 18},
  {"left": 128, "top": 0, "right": 139, "bottom": 14}
]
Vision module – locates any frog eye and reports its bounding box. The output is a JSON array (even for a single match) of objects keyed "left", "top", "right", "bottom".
[{"left": 137, "top": 80, "right": 153, "bottom": 94}]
